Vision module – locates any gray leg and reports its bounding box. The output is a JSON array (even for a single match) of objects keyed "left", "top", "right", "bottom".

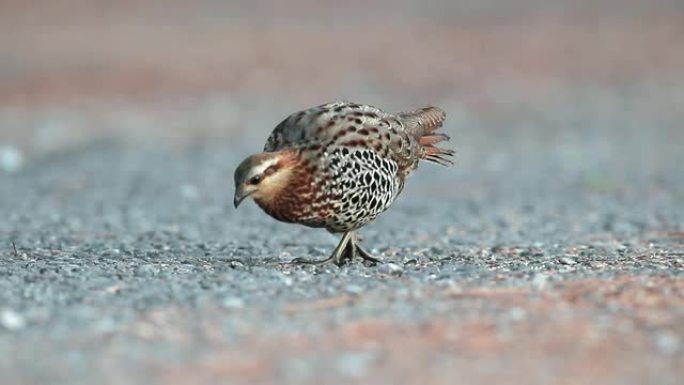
[
  {"left": 335, "top": 235, "right": 357, "bottom": 266},
  {"left": 289, "top": 232, "right": 353, "bottom": 265}
]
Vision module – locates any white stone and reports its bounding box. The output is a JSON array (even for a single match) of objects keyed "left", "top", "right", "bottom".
[{"left": 0, "top": 146, "right": 24, "bottom": 173}]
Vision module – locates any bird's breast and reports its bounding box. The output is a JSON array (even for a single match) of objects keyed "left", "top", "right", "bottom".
[{"left": 254, "top": 159, "right": 330, "bottom": 228}]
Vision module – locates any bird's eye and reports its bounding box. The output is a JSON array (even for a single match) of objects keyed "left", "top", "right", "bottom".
[{"left": 248, "top": 175, "right": 262, "bottom": 185}]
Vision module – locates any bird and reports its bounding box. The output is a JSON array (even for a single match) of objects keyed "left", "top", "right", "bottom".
[{"left": 233, "top": 101, "right": 453, "bottom": 266}]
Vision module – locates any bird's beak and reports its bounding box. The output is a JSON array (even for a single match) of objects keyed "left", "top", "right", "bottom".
[{"left": 233, "top": 187, "right": 249, "bottom": 208}]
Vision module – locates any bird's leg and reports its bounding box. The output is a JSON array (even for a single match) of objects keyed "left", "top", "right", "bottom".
[
  {"left": 335, "top": 235, "right": 357, "bottom": 266},
  {"left": 350, "top": 233, "right": 382, "bottom": 265},
  {"left": 289, "top": 231, "right": 353, "bottom": 265}
]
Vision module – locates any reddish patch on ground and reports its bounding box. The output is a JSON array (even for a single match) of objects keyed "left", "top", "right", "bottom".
[{"left": 157, "top": 276, "right": 683, "bottom": 385}]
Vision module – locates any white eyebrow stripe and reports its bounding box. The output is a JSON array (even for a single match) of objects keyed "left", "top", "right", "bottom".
[{"left": 249, "top": 158, "right": 279, "bottom": 178}]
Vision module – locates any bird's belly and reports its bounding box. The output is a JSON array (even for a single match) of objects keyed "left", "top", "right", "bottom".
[
  {"left": 322, "top": 181, "right": 400, "bottom": 232},
  {"left": 320, "top": 147, "right": 402, "bottom": 232},
  {"left": 256, "top": 182, "right": 397, "bottom": 233}
]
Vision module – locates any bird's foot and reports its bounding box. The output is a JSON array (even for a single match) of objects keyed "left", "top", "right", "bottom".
[
  {"left": 354, "top": 244, "right": 382, "bottom": 265},
  {"left": 286, "top": 232, "right": 352, "bottom": 266},
  {"left": 284, "top": 232, "right": 382, "bottom": 267},
  {"left": 335, "top": 238, "right": 382, "bottom": 266},
  {"left": 287, "top": 255, "right": 337, "bottom": 265}
]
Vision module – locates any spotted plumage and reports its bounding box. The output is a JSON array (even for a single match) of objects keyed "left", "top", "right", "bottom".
[{"left": 234, "top": 101, "right": 453, "bottom": 265}]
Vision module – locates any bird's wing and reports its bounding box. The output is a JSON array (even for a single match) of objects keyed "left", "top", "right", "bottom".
[
  {"left": 264, "top": 101, "right": 419, "bottom": 170},
  {"left": 265, "top": 102, "right": 393, "bottom": 149}
]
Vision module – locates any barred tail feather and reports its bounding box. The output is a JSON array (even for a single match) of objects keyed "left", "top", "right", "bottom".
[
  {"left": 400, "top": 106, "right": 454, "bottom": 167},
  {"left": 422, "top": 136, "right": 454, "bottom": 165},
  {"left": 399, "top": 107, "right": 446, "bottom": 136}
]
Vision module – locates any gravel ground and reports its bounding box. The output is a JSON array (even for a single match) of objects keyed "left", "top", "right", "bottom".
[
  {"left": 1, "top": 118, "right": 682, "bottom": 384},
  {"left": 1, "top": 1, "right": 684, "bottom": 384}
]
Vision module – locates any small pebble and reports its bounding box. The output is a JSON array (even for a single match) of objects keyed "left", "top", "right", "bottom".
[
  {"left": 345, "top": 284, "right": 364, "bottom": 295},
  {"left": 1, "top": 309, "right": 26, "bottom": 331},
  {"left": 222, "top": 297, "right": 245, "bottom": 309},
  {"left": 532, "top": 273, "right": 549, "bottom": 291},
  {"left": 378, "top": 262, "right": 403, "bottom": 276},
  {"left": 228, "top": 260, "right": 245, "bottom": 268},
  {"left": 560, "top": 257, "right": 577, "bottom": 265},
  {"left": 134, "top": 264, "right": 159, "bottom": 277},
  {"left": 654, "top": 331, "right": 680, "bottom": 356},
  {"left": 335, "top": 351, "right": 377, "bottom": 378},
  {"left": 179, "top": 184, "right": 199, "bottom": 200},
  {"left": 508, "top": 307, "right": 527, "bottom": 321},
  {"left": 0, "top": 146, "right": 24, "bottom": 173}
]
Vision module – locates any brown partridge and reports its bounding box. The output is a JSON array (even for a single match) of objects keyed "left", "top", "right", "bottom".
[{"left": 234, "top": 101, "right": 453, "bottom": 265}]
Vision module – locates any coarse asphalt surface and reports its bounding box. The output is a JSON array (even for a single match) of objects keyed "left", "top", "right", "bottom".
[
  {"left": 1, "top": 99, "right": 683, "bottom": 383},
  {"left": 1, "top": 1, "right": 684, "bottom": 382}
]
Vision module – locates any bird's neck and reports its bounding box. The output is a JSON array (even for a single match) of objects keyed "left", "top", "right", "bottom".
[{"left": 254, "top": 156, "right": 314, "bottom": 223}]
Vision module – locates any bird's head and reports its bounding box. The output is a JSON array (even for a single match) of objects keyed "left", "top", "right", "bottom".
[{"left": 233, "top": 151, "right": 294, "bottom": 208}]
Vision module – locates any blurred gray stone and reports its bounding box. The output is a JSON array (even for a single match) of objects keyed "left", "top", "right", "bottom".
[
  {"left": 654, "top": 331, "right": 680, "bottom": 356},
  {"left": 378, "top": 263, "right": 403, "bottom": 276},
  {"left": 0, "top": 146, "right": 23, "bottom": 173},
  {"left": 1, "top": 309, "right": 26, "bottom": 331},
  {"left": 560, "top": 257, "right": 577, "bottom": 265},
  {"left": 222, "top": 297, "right": 245, "bottom": 309},
  {"left": 334, "top": 351, "right": 378, "bottom": 378}
]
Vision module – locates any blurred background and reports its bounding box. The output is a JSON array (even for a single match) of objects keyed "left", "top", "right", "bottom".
[
  {"left": 1, "top": 1, "right": 683, "bottom": 385},
  {"left": 2, "top": 0, "right": 683, "bottom": 159}
]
